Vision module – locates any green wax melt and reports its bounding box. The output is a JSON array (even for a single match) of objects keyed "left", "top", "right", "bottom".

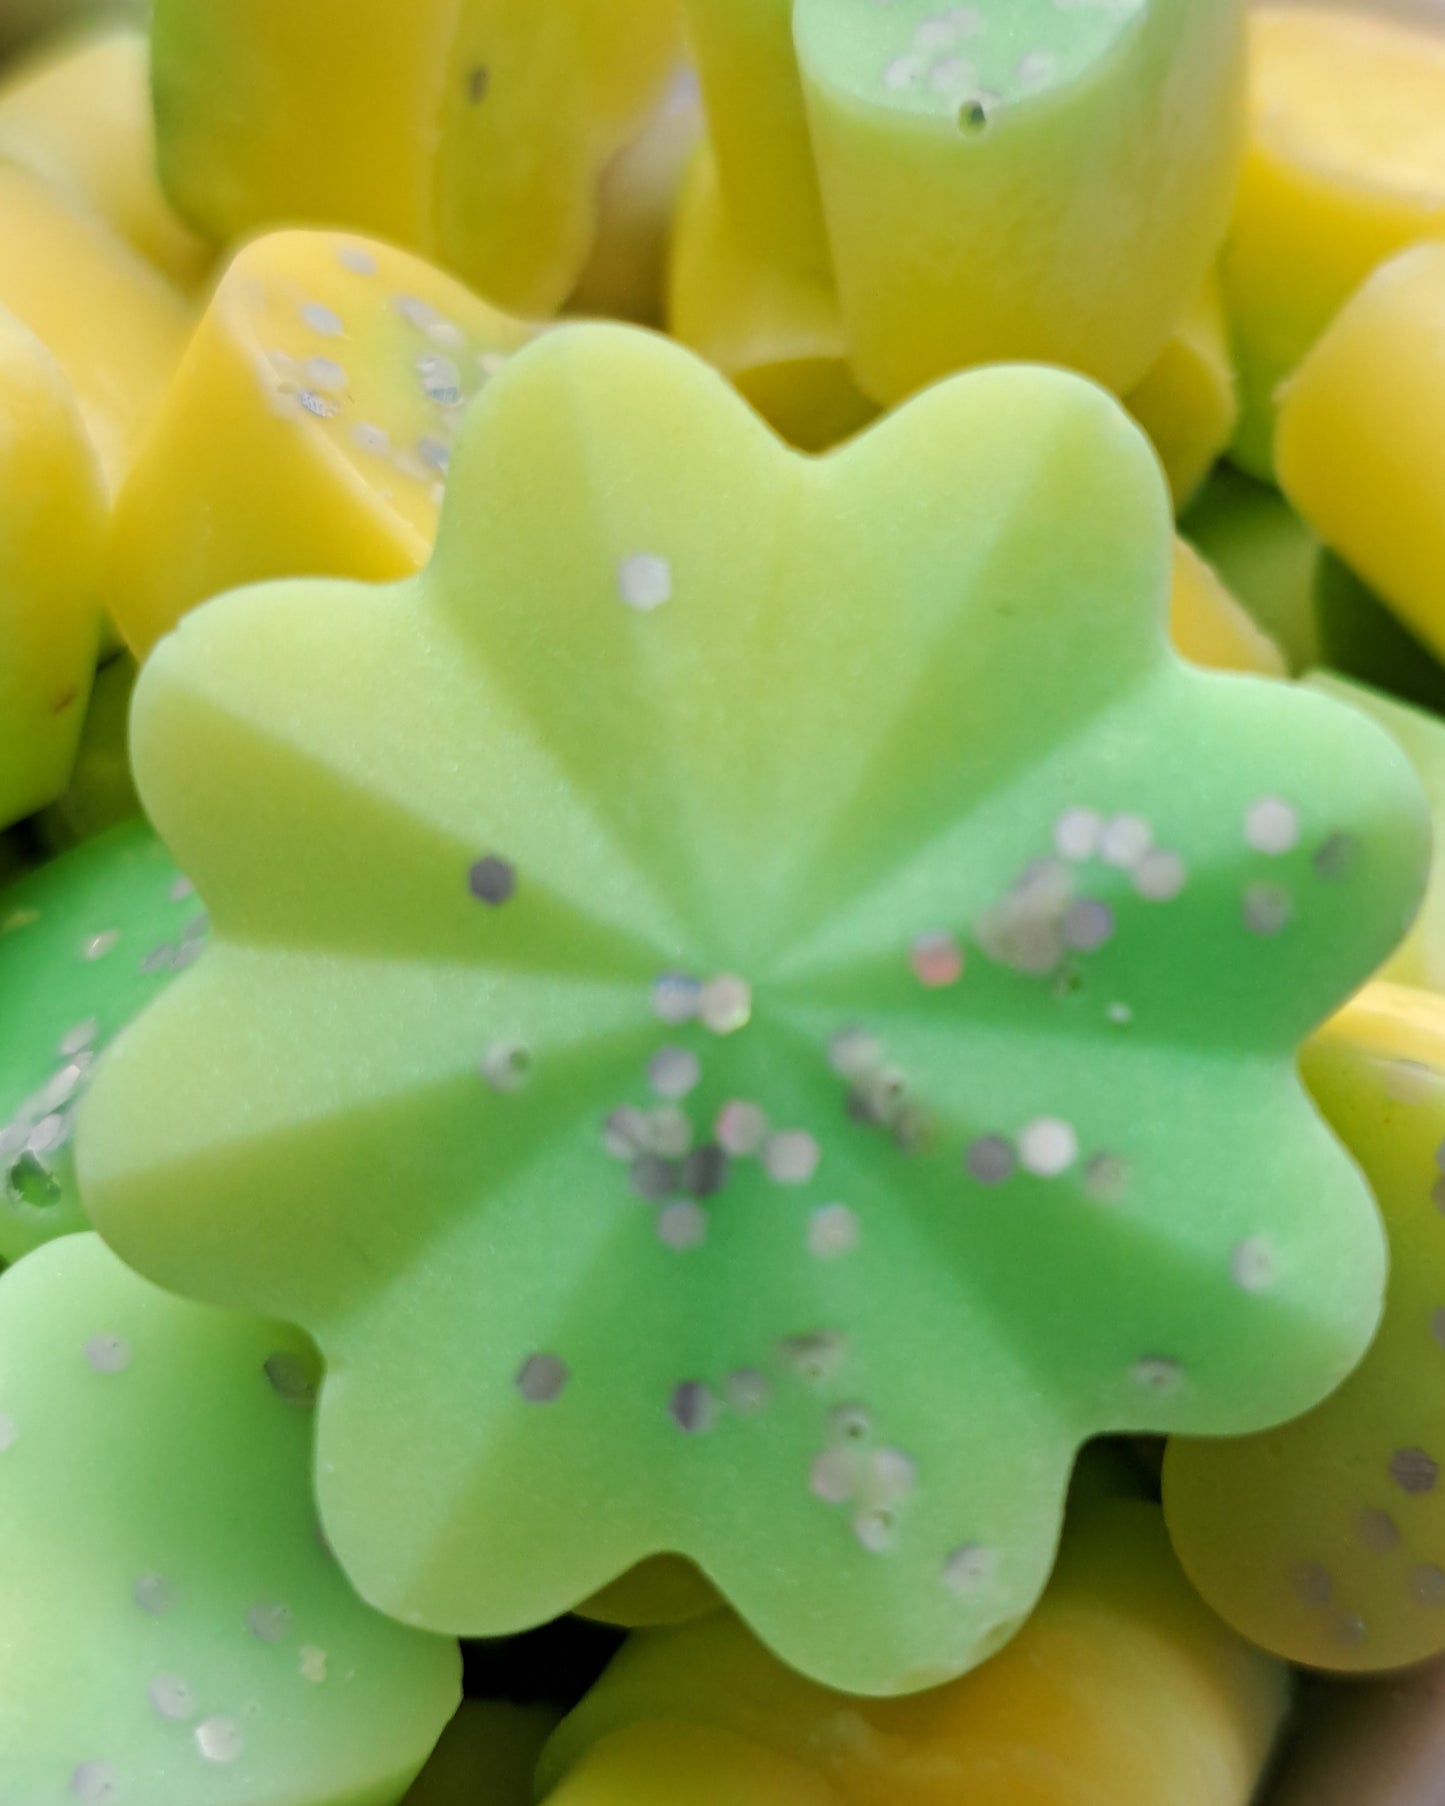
[
  {"left": 0, "top": 819, "right": 207, "bottom": 1264},
  {"left": 80, "top": 325, "right": 1427, "bottom": 1696},
  {"left": 0, "top": 1234, "right": 459, "bottom": 1802}
]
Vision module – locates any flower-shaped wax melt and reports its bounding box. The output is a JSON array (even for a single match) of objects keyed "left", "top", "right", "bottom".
[
  {"left": 539, "top": 1457, "right": 1290, "bottom": 1806},
  {"left": 685, "top": 0, "right": 1246, "bottom": 408},
  {"left": 0, "top": 819, "right": 208, "bottom": 1265},
  {"left": 1225, "top": 5, "right": 1445, "bottom": 480},
  {"left": 1166, "top": 983, "right": 1445, "bottom": 1671},
  {"left": 151, "top": 0, "right": 680, "bottom": 319},
  {"left": 79, "top": 325, "right": 1427, "bottom": 1696},
  {"left": 0, "top": 161, "right": 189, "bottom": 498},
  {"left": 1278, "top": 245, "right": 1445, "bottom": 669},
  {"left": 0, "top": 1233, "right": 459, "bottom": 1803},
  {"left": 0, "top": 23, "right": 211, "bottom": 289},
  {"left": 108, "top": 229, "right": 538, "bottom": 658},
  {"left": 0, "top": 305, "right": 105, "bottom": 832}
]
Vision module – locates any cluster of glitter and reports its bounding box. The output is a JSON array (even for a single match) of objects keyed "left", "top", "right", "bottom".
[
  {"left": 266, "top": 243, "right": 514, "bottom": 511},
  {"left": 829, "top": 1026, "right": 932, "bottom": 1156},
  {"left": 809, "top": 1401, "right": 919, "bottom": 1556}
]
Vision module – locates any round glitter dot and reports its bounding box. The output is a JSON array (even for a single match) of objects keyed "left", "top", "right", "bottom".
[
  {"left": 652, "top": 973, "right": 701, "bottom": 1025},
  {"left": 715, "top": 1099, "right": 768, "bottom": 1157},
  {"left": 1292, "top": 1560, "right": 1333, "bottom": 1607},
  {"left": 416, "top": 354, "right": 462, "bottom": 403},
  {"left": 1358, "top": 1508, "right": 1401, "bottom": 1554},
  {"left": 468, "top": 855, "right": 517, "bottom": 906},
  {"left": 883, "top": 53, "right": 925, "bottom": 90},
  {"left": 808, "top": 1203, "right": 860, "bottom": 1260},
  {"left": 764, "top": 1130, "right": 821, "bottom": 1185},
  {"left": 828, "top": 1027, "right": 882, "bottom": 1082},
  {"left": 1231, "top": 1236, "right": 1277, "bottom": 1293},
  {"left": 264, "top": 1350, "right": 318, "bottom": 1409},
  {"left": 149, "top": 1674, "right": 196, "bottom": 1721},
  {"left": 1133, "top": 850, "right": 1187, "bottom": 903},
  {"left": 85, "top": 1334, "right": 131, "bottom": 1375},
  {"left": 195, "top": 1717, "right": 244, "bottom": 1764},
  {"left": 1099, "top": 814, "right": 1153, "bottom": 868},
  {"left": 1391, "top": 1447, "right": 1439, "bottom": 1494},
  {"left": 338, "top": 245, "right": 377, "bottom": 276},
  {"left": 1017, "top": 48, "right": 1058, "bottom": 86},
  {"left": 1082, "top": 1152, "right": 1130, "bottom": 1204},
  {"left": 810, "top": 1448, "right": 859, "bottom": 1504},
  {"left": 909, "top": 932, "right": 964, "bottom": 988},
  {"left": 1334, "top": 1611, "right": 1368, "bottom": 1647},
  {"left": 1432, "top": 1308, "right": 1445, "bottom": 1350},
  {"left": 629, "top": 1153, "right": 679, "bottom": 1201},
  {"left": 1132, "top": 1356, "right": 1183, "bottom": 1395},
  {"left": 1315, "top": 833, "right": 1358, "bottom": 880},
  {"left": 0, "top": 1413, "right": 16, "bottom": 1452},
  {"left": 480, "top": 1041, "right": 532, "bottom": 1094},
  {"left": 779, "top": 1330, "right": 848, "bottom": 1384},
  {"left": 700, "top": 974, "right": 752, "bottom": 1035},
  {"left": 670, "top": 1381, "right": 716, "bottom": 1434},
  {"left": 965, "top": 1136, "right": 1016, "bottom": 1186},
  {"left": 942, "top": 1544, "right": 995, "bottom": 1597},
  {"left": 300, "top": 302, "right": 344, "bottom": 338},
  {"left": 647, "top": 1046, "right": 701, "bottom": 1101},
  {"left": 1246, "top": 797, "right": 1301, "bottom": 856},
  {"left": 300, "top": 1646, "right": 329, "bottom": 1683},
  {"left": 830, "top": 1402, "right": 872, "bottom": 1442},
  {"left": 853, "top": 1507, "right": 897, "bottom": 1554},
  {"left": 59, "top": 1019, "right": 98, "bottom": 1058},
  {"left": 352, "top": 422, "right": 391, "bottom": 457},
  {"left": 682, "top": 1143, "right": 728, "bottom": 1197},
  {"left": 82, "top": 930, "right": 119, "bottom": 961},
  {"left": 657, "top": 1200, "right": 708, "bottom": 1250},
  {"left": 305, "top": 356, "right": 347, "bottom": 393},
  {"left": 602, "top": 1106, "right": 649, "bottom": 1159},
  {"left": 71, "top": 1762, "right": 121, "bottom": 1802},
  {"left": 617, "top": 553, "right": 672, "bottom": 612},
  {"left": 133, "top": 1573, "right": 173, "bottom": 1616},
  {"left": 1055, "top": 808, "right": 1103, "bottom": 862},
  {"left": 516, "top": 1353, "right": 569, "bottom": 1404},
  {"left": 647, "top": 1107, "right": 693, "bottom": 1160},
  {"left": 867, "top": 1448, "right": 918, "bottom": 1502},
  {"left": 1107, "top": 1002, "right": 1133, "bottom": 1027},
  {"left": 724, "top": 1369, "right": 770, "bottom": 1414},
  {"left": 1062, "top": 899, "right": 1114, "bottom": 952},
  {"left": 1018, "top": 1117, "right": 1078, "bottom": 1178},
  {"left": 1243, "top": 882, "right": 1293, "bottom": 936},
  {"left": 1411, "top": 1564, "right": 1445, "bottom": 1607},
  {"left": 247, "top": 1601, "right": 293, "bottom": 1642},
  {"left": 417, "top": 436, "right": 451, "bottom": 472}
]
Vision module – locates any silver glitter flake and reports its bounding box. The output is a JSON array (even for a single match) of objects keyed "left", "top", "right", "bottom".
[
  {"left": 468, "top": 855, "right": 517, "bottom": 906},
  {"left": 247, "top": 1601, "right": 293, "bottom": 1642},
  {"left": 1131, "top": 1356, "right": 1184, "bottom": 1395},
  {"left": 647, "top": 1045, "right": 701, "bottom": 1100},
  {"left": 699, "top": 974, "right": 752, "bottom": 1035},
  {"left": 71, "top": 1762, "right": 121, "bottom": 1802},
  {"left": 1391, "top": 1447, "right": 1439, "bottom": 1495},
  {"left": 85, "top": 1334, "right": 131, "bottom": 1375},
  {"left": 652, "top": 973, "right": 702, "bottom": 1025},
  {"left": 617, "top": 553, "right": 672, "bottom": 612},
  {"left": 808, "top": 1203, "right": 860, "bottom": 1259},
  {"left": 300, "top": 302, "right": 344, "bottom": 338},
  {"left": 1243, "top": 882, "right": 1293, "bottom": 937},
  {"left": 669, "top": 1381, "right": 717, "bottom": 1434},
  {"left": 195, "top": 1717, "right": 244, "bottom": 1764},
  {"left": 657, "top": 1200, "right": 708, "bottom": 1250},
  {"left": 264, "top": 1350, "right": 319, "bottom": 1409},
  {"left": 133, "top": 1573, "right": 174, "bottom": 1616},
  {"left": 724, "top": 1369, "right": 770, "bottom": 1414},
  {"left": 714, "top": 1100, "right": 769, "bottom": 1156},
  {"left": 1357, "top": 1508, "right": 1400, "bottom": 1554},
  {"left": 965, "top": 1136, "right": 1016, "bottom": 1186},
  {"left": 1246, "top": 797, "right": 1300, "bottom": 857},
  {"left": 480, "top": 1041, "right": 532, "bottom": 1094},
  {"left": 763, "top": 1130, "right": 821, "bottom": 1185},
  {"left": 149, "top": 1674, "right": 196, "bottom": 1721},
  {"left": 516, "top": 1353, "right": 569, "bottom": 1404},
  {"left": 942, "top": 1543, "right": 996, "bottom": 1597}
]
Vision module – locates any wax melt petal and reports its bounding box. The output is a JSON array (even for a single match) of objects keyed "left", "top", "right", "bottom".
[
  {"left": 107, "top": 229, "right": 538, "bottom": 656},
  {"left": 1166, "top": 985, "right": 1445, "bottom": 1671},
  {"left": 151, "top": 0, "right": 680, "bottom": 318},
  {"left": 0, "top": 1235, "right": 458, "bottom": 1803},
  {"left": 0, "top": 820, "right": 209, "bottom": 1264},
  {"left": 0, "top": 306, "right": 105, "bottom": 832},
  {"left": 1225, "top": 5, "right": 1445, "bottom": 480},
  {"left": 540, "top": 1464, "right": 1290, "bottom": 1806},
  {"left": 80, "top": 325, "right": 1427, "bottom": 1696}
]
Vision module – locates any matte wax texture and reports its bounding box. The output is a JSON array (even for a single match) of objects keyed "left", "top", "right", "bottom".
[{"left": 79, "top": 325, "right": 1426, "bottom": 1696}]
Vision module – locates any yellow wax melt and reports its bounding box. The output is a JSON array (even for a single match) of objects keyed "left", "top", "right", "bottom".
[
  {"left": 0, "top": 307, "right": 105, "bottom": 831},
  {"left": 0, "top": 162, "right": 189, "bottom": 496},
  {"left": 404, "top": 1702, "right": 559, "bottom": 1806},
  {"left": 1170, "top": 539, "right": 1286, "bottom": 679},
  {"left": 570, "top": 67, "right": 703, "bottom": 328},
  {"left": 152, "top": 0, "right": 681, "bottom": 319},
  {"left": 1277, "top": 244, "right": 1445, "bottom": 664},
  {"left": 0, "top": 25, "right": 210, "bottom": 289},
  {"left": 669, "top": 147, "right": 876, "bottom": 453},
  {"left": 1225, "top": 6, "right": 1445, "bottom": 479},
  {"left": 548, "top": 1723, "right": 841, "bottom": 1806},
  {"left": 581, "top": 1557, "right": 720, "bottom": 1631},
  {"left": 1182, "top": 467, "right": 1322, "bottom": 673},
  {"left": 541, "top": 1463, "right": 1290, "bottom": 1806},
  {"left": 1126, "top": 275, "right": 1237, "bottom": 512},
  {"left": 107, "top": 229, "right": 537, "bottom": 657}
]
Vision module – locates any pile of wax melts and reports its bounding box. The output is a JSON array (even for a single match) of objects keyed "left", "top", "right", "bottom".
[{"left": 12, "top": 2, "right": 1445, "bottom": 1802}]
